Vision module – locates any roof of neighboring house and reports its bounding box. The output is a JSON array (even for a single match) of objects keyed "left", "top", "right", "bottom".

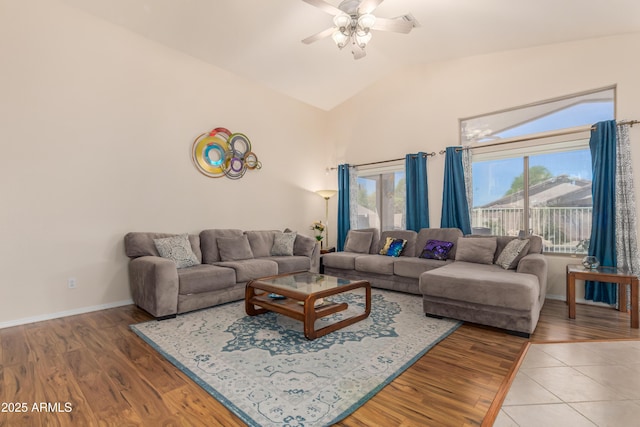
[{"left": 478, "top": 175, "right": 592, "bottom": 208}]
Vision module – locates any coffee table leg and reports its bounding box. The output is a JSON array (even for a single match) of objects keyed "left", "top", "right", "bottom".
[
  {"left": 304, "top": 295, "right": 318, "bottom": 340},
  {"left": 245, "top": 285, "right": 267, "bottom": 316}
]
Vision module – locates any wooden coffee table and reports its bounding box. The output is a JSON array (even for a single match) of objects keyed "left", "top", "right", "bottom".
[{"left": 245, "top": 272, "right": 371, "bottom": 340}]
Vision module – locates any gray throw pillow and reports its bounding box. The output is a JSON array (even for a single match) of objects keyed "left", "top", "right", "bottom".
[
  {"left": 293, "top": 234, "right": 316, "bottom": 257},
  {"left": 271, "top": 232, "right": 297, "bottom": 256},
  {"left": 496, "top": 238, "right": 530, "bottom": 270},
  {"left": 153, "top": 234, "right": 200, "bottom": 269},
  {"left": 344, "top": 231, "right": 373, "bottom": 254},
  {"left": 455, "top": 237, "right": 497, "bottom": 265},
  {"left": 217, "top": 235, "right": 254, "bottom": 261}
]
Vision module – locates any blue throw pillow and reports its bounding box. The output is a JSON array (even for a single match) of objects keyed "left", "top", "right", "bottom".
[
  {"left": 420, "top": 239, "right": 454, "bottom": 260},
  {"left": 386, "top": 238, "right": 407, "bottom": 257}
]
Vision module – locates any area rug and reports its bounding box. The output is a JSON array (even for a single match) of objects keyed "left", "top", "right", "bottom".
[{"left": 130, "top": 289, "right": 461, "bottom": 426}]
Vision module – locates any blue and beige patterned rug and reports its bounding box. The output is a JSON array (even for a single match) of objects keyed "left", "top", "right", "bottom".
[{"left": 131, "top": 289, "right": 460, "bottom": 426}]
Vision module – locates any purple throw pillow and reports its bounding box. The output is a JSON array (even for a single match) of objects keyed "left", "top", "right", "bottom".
[{"left": 420, "top": 239, "right": 454, "bottom": 260}]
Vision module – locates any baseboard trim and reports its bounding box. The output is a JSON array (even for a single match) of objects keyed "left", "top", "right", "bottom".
[
  {"left": 0, "top": 299, "right": 134, "bottom": 329},
  {"left": 545, "top": 294, "right": 614, "bottom": 307}
]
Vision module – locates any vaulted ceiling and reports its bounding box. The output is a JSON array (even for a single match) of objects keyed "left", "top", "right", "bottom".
[{"left": 61, "top": 0, "right": 640, "bottom": 110}]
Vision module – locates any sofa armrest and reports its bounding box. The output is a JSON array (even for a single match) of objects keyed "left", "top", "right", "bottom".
[
  {"left": 516, "top": 253, "right": 548, "bottom": 303},
  {"left": 129, "top": 256, "right": 179, "bottom": 318}
]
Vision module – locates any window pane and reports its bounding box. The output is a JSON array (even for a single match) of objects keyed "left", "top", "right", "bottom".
[
  {"left": 355, "top": 171, "right": 406, "bottom": 231},
  {"left": 471, "top": 158, "right": 524, "bottom": 235},
  {"left": 529, "top": 150, "right": 592, "bottom": 254},
  {"left": 461, "top": 88, "right": 614, "bottom": 144},
  {"left": 356, "top": 176, "right": 380, "bottom": 230}
]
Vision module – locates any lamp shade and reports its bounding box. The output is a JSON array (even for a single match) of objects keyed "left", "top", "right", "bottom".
[
  {"left": 357, "top": 13, "right": 376, "bottom": 31},
  {"left": 332, "top": 30, "right": 349, "bottom": 47},
  {"left": 355, "top": 31, "right": 372, "bottom": 47},
  {"left": 333, "top": 14, "right": 352, "bottom": 29},
  {"left": 316, "top": 189, "right": 337, "bottom": 199}
]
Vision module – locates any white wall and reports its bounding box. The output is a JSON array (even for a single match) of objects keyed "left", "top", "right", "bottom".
[
  {"left": 328, "top": 32, "right": 640, "bottom": 301},
  {"left": 0, "top": 0, "right": 332, "bottom": 326}
]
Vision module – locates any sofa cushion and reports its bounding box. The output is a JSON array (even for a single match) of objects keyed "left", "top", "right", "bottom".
[
  {"left": 416, "top": 228, "right": 463, "bottom": 260},
  {"left": 467, "top": 234, "right": 544, "bottom": 262},
  {"left": 378, "top": 230, "right": 418, "bottom": 257},
  {"left": 419, "top": 261, "right": 539, "bottom": 311},
  {"left": 264, "top": 256, "right": 310, "bottom": 274},
  {"left": 217, "top": 235, "right": 254, "bottom": 261},
  {"left": 216, "top": 259, "right": 278, "bottom": 282},
  {"left": 495, "top": 238, "right": 530, "bottom": 270},
  {"left": 178, "top": 264, "right": 236, "bottom": 294},
  {"left": 293, "top": 234, "right": 316, "bottom": 257},
  {"left": 153, "top": 234, "right": 200, "bottom": 269},
  {"left": 322, "top": 252, "right": 362, "bottom": 270},
  {"left": 200, "top": 229, "right": 244, "bottom": 263},
  {"left": 355, "top": 254, "right": 395, "bottom": 275},
  {"left": 344, "top": 230, "right": 373, "bottom": 254},
  {"left": 455, "top": 237, "right": 497, "bottom": 264},
  {"left": 125, "top": 232, "right": 202, "bottom": 262},
  {"left": 271, "top": 232, "right": 296, "bottom": 256},
  {"left": 245, "top": 230, "right": 279, "bottom": 258},
  {"left": 394, "top": 257, "right": 451, "bottom": 279},
  {"left": 420, "top": 239, "right": 454, "bottom": 260},
  {"left": 350, "top": 228, "right": 380, "bottom": 254}
]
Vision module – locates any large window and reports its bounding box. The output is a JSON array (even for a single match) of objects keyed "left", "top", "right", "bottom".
[
  {"left": 462, "top": 87, "right": 615, "bottom": 254},
  {"left": 355, "top": 166, "right": 405, "bottom": 231}
]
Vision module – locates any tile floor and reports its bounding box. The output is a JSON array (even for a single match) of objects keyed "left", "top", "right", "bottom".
[{"left": 493, "top": 340, "right": 640, "bottom": 426}]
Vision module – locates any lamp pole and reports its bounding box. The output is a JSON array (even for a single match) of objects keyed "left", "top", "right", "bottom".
[{"left": 315, "top": 190, "right": 337, "bottom": 249}]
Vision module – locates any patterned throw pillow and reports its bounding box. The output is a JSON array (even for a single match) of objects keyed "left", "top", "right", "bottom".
[
  {"left": 379, "top": 237, "right": 395, "bottom": 255},
  {"left": 495, "top": 238, "right": 530, "bottom": 270},
  {"left": 271, "top": 232, "right": 297, "bottom": 256},
  {"left": 386, "top": 238, "right": 407, "bottom": 257},
  {"left": 153, "top": 234, "right": 200, "bottom": 269},
  {"left": 420, "top": 240, "right": 454, "bottom": 260}
]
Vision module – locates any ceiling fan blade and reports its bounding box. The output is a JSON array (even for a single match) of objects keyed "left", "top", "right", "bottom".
[
  {"left": 351, "top": 43, "right": 367, "bottom": 60},
  {"left": 358, "top": 0, "right": 384, "bottom": 14},
  {"left": 302, "top": 0, "right": 344, "bottom": 16},
  {"left": 302, "top": 27, "right": 336, "bottom": 44},
  {"left": 372, "top": 16, "right": 414, "bottom": 34}
]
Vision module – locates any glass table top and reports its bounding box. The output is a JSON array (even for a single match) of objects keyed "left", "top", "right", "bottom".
[{"left": 255, "top": 272, "right": 360, "bottom": 295}]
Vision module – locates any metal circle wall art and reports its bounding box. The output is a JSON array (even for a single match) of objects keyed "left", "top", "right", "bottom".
[{"left": 192, "top": 127, "right": 261, "bottom": 179}]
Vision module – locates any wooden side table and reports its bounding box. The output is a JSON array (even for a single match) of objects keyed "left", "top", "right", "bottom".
[{"left": 566, "top": 264, "right": 639, "bottom": 328}]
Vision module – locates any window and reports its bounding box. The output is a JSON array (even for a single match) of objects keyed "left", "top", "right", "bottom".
[
  {"left": 462, "top": 87, "right": 615, "bottom": 254},
  {"left": 355, "top": 166, "right": 405, "bottom": 231}
]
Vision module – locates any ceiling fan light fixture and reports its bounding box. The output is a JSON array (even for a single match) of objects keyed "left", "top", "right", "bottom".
[
  {"left": 332, "top": 29, "right": 349, "bottom": 48},
  {"left": 333, "top": 13, "right": 352, "bottom": 30},
  {"left": 302, "top": 0, "right": 416, "bottom": 60},
  {"left": 355, "top": 31, "right": 372, "bottom": 48},
  {"left": 357, "top": 13, "right": 376, "bottom": 31}
]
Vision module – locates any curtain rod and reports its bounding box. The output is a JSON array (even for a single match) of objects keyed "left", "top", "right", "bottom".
[
  {"left": 447, "top": 119, "right": 639, "bottom": 153},
  {"left": 330, "top": 152, "right": 435, "bottom": 170}
]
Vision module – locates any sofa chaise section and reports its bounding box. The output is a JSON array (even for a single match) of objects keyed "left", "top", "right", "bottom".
[{"left": 419, "top": 235, "right": 547, "bottom": 337}]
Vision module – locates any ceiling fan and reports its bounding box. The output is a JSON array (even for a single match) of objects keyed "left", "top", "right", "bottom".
[{"left": 301, "top": 0, "right": 418, "bottom": 59}]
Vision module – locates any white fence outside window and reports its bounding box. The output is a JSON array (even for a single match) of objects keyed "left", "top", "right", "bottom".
[{"left": 471, "top": 207, "right": 592, "bottom": 254}]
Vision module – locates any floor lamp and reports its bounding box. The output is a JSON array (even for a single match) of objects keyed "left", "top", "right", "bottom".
[{"left": 315, "top": 190, "right": 337, "bottom": 249}]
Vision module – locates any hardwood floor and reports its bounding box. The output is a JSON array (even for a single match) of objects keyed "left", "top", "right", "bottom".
[{"left": 1, "top": 299, "right": 639, "bottom": 427}]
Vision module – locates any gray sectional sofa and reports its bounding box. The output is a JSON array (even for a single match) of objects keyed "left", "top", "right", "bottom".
[
  {"left": 323, "top": 228, "right": 548, "bottom": 337},
  {"left": 124, "top": 229, "right": 320, "bottom": 319}
]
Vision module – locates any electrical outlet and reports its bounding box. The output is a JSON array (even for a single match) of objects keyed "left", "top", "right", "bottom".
[{"left": 68, "top": 277, "right": 77, "bottom": 289}]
